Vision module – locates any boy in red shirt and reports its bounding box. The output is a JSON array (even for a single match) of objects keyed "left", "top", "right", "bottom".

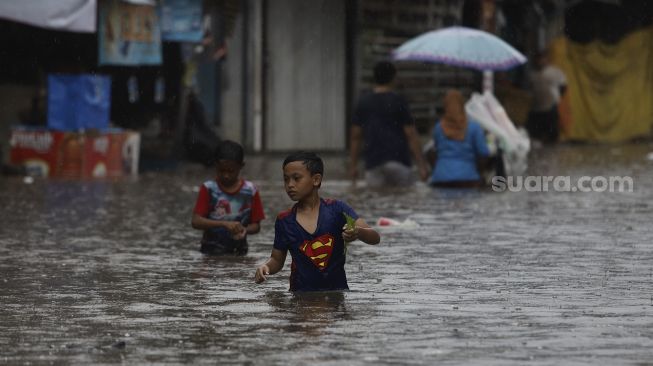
[{"left": 192, "top": 140, "right": 264, "bottom": 255}]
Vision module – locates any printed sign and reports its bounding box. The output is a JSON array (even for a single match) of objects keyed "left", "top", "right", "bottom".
[
  {"left": 98, "top": 0, "right": 162, "bottom": 65},
  {"left": 160, "top": 0, "right": 203, "bottom": 42}
]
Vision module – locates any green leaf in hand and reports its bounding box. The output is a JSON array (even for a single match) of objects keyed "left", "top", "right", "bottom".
[
  {"left": 342, "top": 212, "right": 356, "bottom": 255},
  {"left": 343, "top": 212, "right": 356, "bottom": 230}
]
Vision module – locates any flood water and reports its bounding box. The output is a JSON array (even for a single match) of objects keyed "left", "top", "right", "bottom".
[{"left": 1, "top": 143, "right": 653, "bottom": 365}]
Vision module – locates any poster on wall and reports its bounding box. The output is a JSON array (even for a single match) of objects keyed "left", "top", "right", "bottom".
[
  {"left": 160, "top": 0, "right": 203, "bottom": 42},
  {"left": 98, "top": 0, "right": 162, "bottom": 66}
]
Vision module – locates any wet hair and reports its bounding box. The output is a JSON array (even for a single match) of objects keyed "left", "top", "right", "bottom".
[
  {"left": 282, "top": 151, "right": 324, "bottom": 176},
  {"left": 373, "top": 61, "right": 397, "bottom": 85},
  {"left": 214, "top": 140, "right": 244, "bottom": 164}
]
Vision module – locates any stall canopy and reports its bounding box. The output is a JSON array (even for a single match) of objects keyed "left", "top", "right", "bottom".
[
  {"left": 552, "top": 26, "right": 653, "bottom": 142},
  {"left": 0, "top": 0, "right": 97, "bottom": 33},
  {"left": 556, "top": 0, "right": 653, "bottom": 142}
]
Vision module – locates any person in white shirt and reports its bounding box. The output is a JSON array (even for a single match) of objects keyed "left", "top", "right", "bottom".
[{"left": 527, "top": 50, "right": 567, "bottom": 143}]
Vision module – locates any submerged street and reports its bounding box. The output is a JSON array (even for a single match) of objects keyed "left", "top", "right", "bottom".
[{"left": 1, "top": 143, "right": 653, "bottom": 365}]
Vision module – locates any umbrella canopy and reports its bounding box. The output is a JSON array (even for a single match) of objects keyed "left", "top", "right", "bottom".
[{"left": 392, "top": 26, "right": 527, "bottom": 71}]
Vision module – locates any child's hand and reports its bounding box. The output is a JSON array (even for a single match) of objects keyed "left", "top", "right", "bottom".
[
  {"left": 342, "top": 225, "right": 358, "bottom": 242},
  {"left": 224, "top": 222, "right": 245, "bottom": 238},
  {"left": 255, "top": 264, "right": 270, "bottom": 283},
  {"left": 232, "top": 227, "right": 247, "bottom": 240}
]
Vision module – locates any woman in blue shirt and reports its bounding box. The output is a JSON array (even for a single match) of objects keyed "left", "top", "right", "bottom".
[{"left": 430, "top": 90, "right": 490, "bottom": 187}]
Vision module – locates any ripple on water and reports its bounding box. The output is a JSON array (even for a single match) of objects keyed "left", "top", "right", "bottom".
[{"left": 1, "top": 144, "right": 653, "bottom": 364}]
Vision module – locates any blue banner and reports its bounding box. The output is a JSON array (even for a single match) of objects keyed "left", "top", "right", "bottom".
[
  {"left": 160, "top": 0, "right": 203, "bottom": 42},
  {"left": 47, "top": 74, "right": 112, "bottom": 131}
]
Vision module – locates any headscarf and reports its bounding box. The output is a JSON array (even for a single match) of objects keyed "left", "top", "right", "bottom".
[{"left": 440, "top": 89, "right": 468, "bottom": 141}]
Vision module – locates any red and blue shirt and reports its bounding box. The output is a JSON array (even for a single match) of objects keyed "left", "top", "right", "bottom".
[
  {"left": 193, "top": 179, "right": 264, "bottom": 247},
  {"left": 274, "top": 198, "right": 358, "bottom": 292}
]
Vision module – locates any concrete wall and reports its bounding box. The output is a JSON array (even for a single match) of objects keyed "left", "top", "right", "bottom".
[
  {"left": 264, "top": 0, "right": 347, "bottom": 151},
  {"left": 220, "top": 11, "right": 245, "bottom": 144}
]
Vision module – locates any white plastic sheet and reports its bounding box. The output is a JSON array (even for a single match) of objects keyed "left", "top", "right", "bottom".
[
  {"left": 465, "top": 91, "right": 530, "bottom": 176},
  {"left": 0, "top": 0, "right": 96, "bottom": 33}
]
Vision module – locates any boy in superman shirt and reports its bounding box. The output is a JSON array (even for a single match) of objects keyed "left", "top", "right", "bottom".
[
  {"left": 255, "top": 151, "right": 380, "bottom": 291},
  {"left": 192, "top": 140, "right": 265, "bottom": 255}
]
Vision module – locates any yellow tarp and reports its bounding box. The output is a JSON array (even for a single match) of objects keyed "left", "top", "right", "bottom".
[{"left": 551, "top": 27, "right": 653, "bottom": 142}]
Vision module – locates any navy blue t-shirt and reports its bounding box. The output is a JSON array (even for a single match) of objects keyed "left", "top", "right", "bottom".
[
  {"left": 273, "top": 198, "right": 358, "bottom": 292},
  {"left": 352, "top": 91, "right": 414, "bottom": 170}
]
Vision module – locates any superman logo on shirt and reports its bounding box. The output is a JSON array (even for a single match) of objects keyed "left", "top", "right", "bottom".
[{"left": 299, "top": 234, "right": 334, "bottom": 271}]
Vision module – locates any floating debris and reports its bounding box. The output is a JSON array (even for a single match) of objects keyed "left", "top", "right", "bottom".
[{"left": 376, "top": 217, "right": 419, "bottom": 228}]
